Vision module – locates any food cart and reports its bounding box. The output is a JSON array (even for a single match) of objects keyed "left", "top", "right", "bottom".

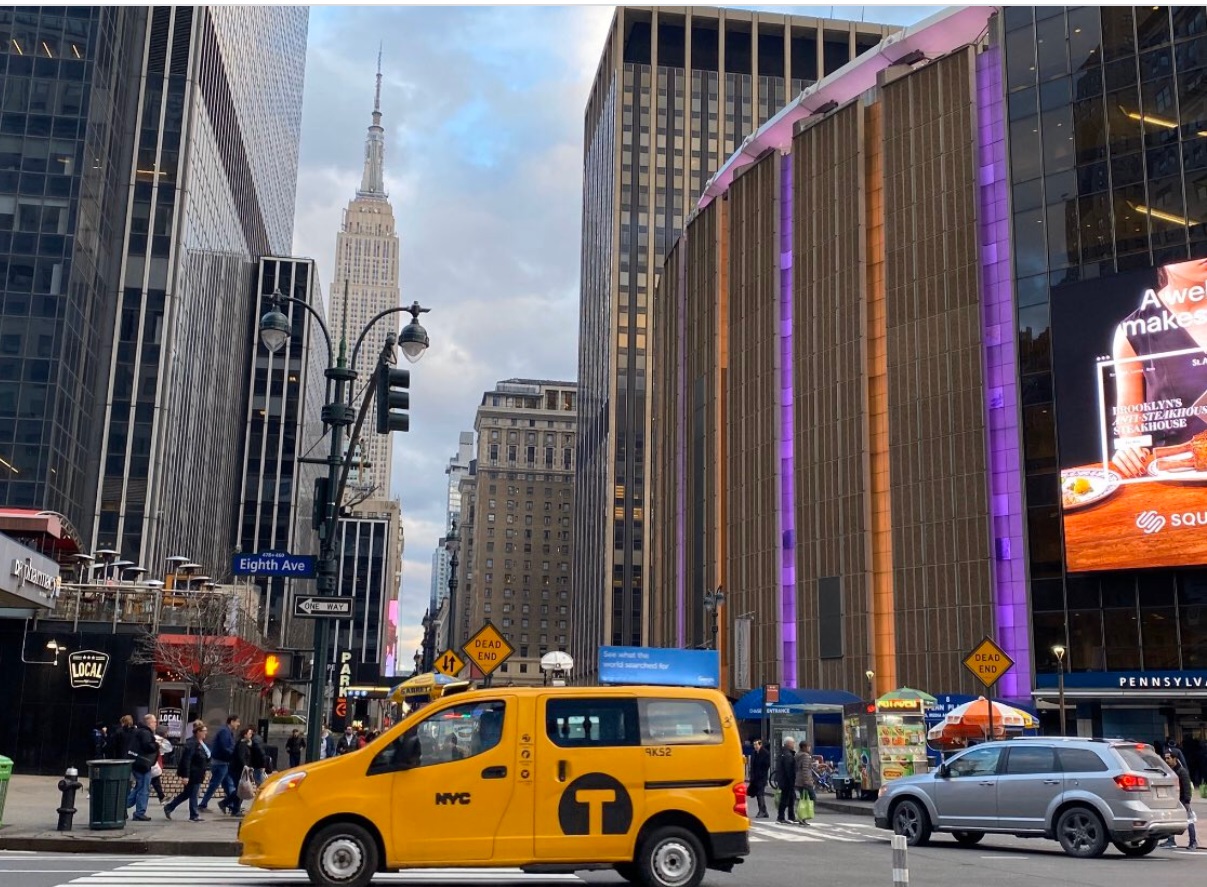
[{"left": 842, "top": 695, "right": 931, "bottom": 799}]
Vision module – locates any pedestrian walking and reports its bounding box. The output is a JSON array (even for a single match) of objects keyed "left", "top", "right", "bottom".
[
  {"left": 110, "top": 715, "right": 136, "bottom": 759},
  {"left": 226, "top": 727, "right": 256, "bottom": 817},
  {"left": 125, "top": 713, "right": 160, "bottom": 821},
  {"left": 285, "top": 729, "right": 305, "bottom": 769},
  {"left": 199, "top": 714, "right": 239, "bottom": 813},
  {"left": 794, "top": 742, "right": 817, "bottom": 825},
  {"left": 336, "top": 726, "right": 359, "bottom": 755},
  {"left": 318, "top": 726, "right": 336, "bottom": 760},
  {"left": 776, "top": 737, "right": 798, "bottom": 823},
  {"left": 1160, "top": 751, "right": 1198, "bottom": 850},
  {"left": 164, "top": 720, "right": 211, "bottom": 822},
  {"left": 90, "top": 723, "right": 108, "bottom": 759},
  {"left": 249, "top": 731, "right": 269, "bottom": 785},
  {"left": 150, "top": 727, "right": 172, "bottom": 803},
  {"left": 748, "top": 738, "right": 771, "bottom": 818}
]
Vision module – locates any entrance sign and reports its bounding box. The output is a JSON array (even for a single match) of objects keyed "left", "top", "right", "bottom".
[
  {"left": 963, "top": 636, "right": 1015, "bottom": 689},
  {"left": 462, "top": 622, "right": 514, "bottom": 677},
  {"left": 434, "top": 648, "right": 466, "bottom": 678}
]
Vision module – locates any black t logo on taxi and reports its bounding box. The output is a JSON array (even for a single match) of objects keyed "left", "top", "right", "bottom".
[{"left": 558, "top": 773, "right": 632, "bottom": 835}]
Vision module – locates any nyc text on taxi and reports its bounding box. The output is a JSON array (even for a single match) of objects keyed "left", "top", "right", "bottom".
[{"left": 239, "top": 685, "right": 750, "bottom": 887}]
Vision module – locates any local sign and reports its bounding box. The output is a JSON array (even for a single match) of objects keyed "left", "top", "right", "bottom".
[
  {"left": 963, "top": 636, "right": 1015, "bottom": 688},
  {"left": 232, "top": 551, "right": 316, "bottom": 577},
  {"left": 462, "top": 621, "right": 514, "bottom": 677},
  {"left": 292, "top": 596, "right": 353, "bottom": 618},
  {"left": 67, "top": 650, "right": 109, "bottom": 689},
  {"left": 434, "top": 648, "right": 466, "bottom": 678}
]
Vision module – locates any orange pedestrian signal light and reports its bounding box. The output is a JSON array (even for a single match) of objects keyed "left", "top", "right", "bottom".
[{"left": 265, "top": 654, "right": 282, "bottom": 678}]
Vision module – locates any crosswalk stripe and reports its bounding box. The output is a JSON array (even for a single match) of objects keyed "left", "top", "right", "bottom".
[{"left": 55, "top": 858, "right": 582, "bottom": 886}]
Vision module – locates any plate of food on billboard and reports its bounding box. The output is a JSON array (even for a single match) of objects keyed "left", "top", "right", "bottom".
[{"left": 1052, "top": 258, "right": 1207, "bottom": 571}]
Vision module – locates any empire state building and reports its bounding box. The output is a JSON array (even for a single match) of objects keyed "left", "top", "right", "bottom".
[{"left": 332, "top": 60, "right": 400, "bottom": 495}]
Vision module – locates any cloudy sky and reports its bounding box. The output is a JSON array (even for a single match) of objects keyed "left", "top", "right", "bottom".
[{"left": 291, "top": 4, "right": 939, "bottom": 670}]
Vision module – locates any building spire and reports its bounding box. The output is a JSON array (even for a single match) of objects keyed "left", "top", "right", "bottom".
[{"left": 358, "top": 49, "right": 386, "bottom": 197}]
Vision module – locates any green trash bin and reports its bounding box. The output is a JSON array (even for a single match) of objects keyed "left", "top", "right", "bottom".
[
  {"left": 87, "top": 759, "right": 132, "bottom": 830},
  {"left": 0, "top": 755, "right": 12, "bottom": 826}
]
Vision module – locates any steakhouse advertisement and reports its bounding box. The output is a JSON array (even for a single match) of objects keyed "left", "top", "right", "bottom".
[{"left": 1052, "top": 258, "right": 1207, "bottom": 572}]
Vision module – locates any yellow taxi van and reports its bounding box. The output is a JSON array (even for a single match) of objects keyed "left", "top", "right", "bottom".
[{"left": 239, "top": 685, "right": 749, "bottom": 887}]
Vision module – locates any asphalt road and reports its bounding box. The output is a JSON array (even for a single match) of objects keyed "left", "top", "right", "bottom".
[{"left": 1, "top": 812, "right": 1201, "bottom": 887}]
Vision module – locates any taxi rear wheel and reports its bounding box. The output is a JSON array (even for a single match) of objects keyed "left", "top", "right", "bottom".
[
  {"left": 305, "top": 822, "right": 379, "bottom": 887},
  {"left": 636, "top": 826, "right": 706, "bottom": 887}
]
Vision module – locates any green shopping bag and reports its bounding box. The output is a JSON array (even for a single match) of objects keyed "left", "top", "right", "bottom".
[
  {"left": 796, "top": 795, "right": 814, "bottom": 821},
  {"left": 773, "top": 787, "right": 782, "bottom": 808}
]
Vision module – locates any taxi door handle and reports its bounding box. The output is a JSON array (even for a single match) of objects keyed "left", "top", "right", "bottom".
[
  {"left": 558, "top": 760, "right": 567, "bottom": 782},
  {"left": 481, "top": 766, "right": 507, "bottom": 779}
]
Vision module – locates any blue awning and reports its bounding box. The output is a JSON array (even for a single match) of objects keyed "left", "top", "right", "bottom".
[{"left": 732, "top": 687, "right": 862, "bottom": 720}]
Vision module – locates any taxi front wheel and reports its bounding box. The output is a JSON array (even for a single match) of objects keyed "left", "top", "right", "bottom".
[
  {"left": 305, "top": 822, "right": 379, "bottom": 887},
  {"left": 636, "top": 826, "right": 706, "bottom": 887}
]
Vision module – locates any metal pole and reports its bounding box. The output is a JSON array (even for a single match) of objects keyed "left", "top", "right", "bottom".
[
  {"left": 447, "top": 548, "right": 459, "bottom": 652},
  {"left": 306, "top": 326, "right": 355, "bottom": 763},
  {"left": 1057, "top": 660, "right": 1066, "bottom": 736},
  {"left": 986, "top": 681, "right": 994, "bottom": 745}
]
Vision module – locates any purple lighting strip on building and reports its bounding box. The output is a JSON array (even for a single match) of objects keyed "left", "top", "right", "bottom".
[
  {"left": 976, "top": 47, "right": 1029, "bottom": 699},
  {"left": 676, "top": 241, "right": 687, "bottom": 648},
  {"left": 778, "top": 155, "right": 798, "bottom": 688}
]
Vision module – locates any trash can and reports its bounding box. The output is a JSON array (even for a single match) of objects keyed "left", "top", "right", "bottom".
[
  {"left": 86, "top": 759, "right": 132, "bottom": 830},
  {"left": 0, "top": 755, "right": 12, "bottom": 826}
]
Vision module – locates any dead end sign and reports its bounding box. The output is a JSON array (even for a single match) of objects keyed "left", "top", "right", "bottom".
[
  {"left": 463, "top": 621, "right": 515, "bottom": 677},
  {"left": 963, "top": 636, "right": 1015, "bottom": 688}
]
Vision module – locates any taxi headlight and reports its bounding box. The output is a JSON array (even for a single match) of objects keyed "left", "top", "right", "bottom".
[{"left": 265, "top": 770, "right": 308, "bottom": 799}]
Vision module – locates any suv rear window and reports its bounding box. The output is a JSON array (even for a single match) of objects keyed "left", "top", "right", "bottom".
[
  {"left": 1005, "top": 746, "right": 1056, "bottom": 775},
  {"left": 1114, "top": 745, "right": 1168, "bottom": 773},
  {"left": 1056, "top": 747, "right": 1108, "bottom": 773}
]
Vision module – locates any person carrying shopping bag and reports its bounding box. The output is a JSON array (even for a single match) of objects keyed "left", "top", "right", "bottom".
[
  {"left": 776, "top": 737, "right": 798, "bottom": 823},
  {"left": 794, "top": 742, "right": 817, "bottom": 825}
]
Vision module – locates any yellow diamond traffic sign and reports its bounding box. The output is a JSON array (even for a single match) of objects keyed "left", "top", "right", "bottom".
[
  {"left": 462, "top": 621, "right": 515, "bottom": 677},
  {"left": 963, "top": 636, "right": 1015, "bottom": 688},
  {"left": 434, "top": 647, "right": 465, "bottom": 678}
]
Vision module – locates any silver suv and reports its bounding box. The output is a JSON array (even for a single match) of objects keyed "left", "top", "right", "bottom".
[{"left": 872, "top": 738, "right": 1187, "bottom": 858}]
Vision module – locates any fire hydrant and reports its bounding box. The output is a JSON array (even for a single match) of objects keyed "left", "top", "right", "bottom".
[{"left": 57, "top": 767, "right": 82, "bottom": 831}]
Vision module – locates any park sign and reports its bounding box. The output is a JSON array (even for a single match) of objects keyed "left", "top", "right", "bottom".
[
  {"left": 963, "top": 636, "right": 1015, "bottom": 689},
  {"left": 232, "top": 551, "right": 316, "bottom": 578},
  {"left": 462, "top": 621, "right": 514, "bottom": 677}
]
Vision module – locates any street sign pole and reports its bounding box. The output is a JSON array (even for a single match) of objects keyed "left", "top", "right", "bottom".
[{"left": 987, "top": 679, "right": 994, "bottom": 743}]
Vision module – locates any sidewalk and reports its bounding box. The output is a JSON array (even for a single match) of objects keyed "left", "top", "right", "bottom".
[{"left": 0, "top": 774, "right": 242, "bottom": 855}]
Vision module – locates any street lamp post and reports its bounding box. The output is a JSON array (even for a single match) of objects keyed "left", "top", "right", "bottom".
[
  {"left": 259, "top": 288, "right": 430, "bottom": 763},
  {"left": 445, "top": 520, "right": 460, "bottom": 653},
  {"left": 1052, "top": 644, "right": 1067, "bottom": 736},
  {"left": 703, "top": 587, "right": 725, "bottom": 650},
  {"left": 865, "top": 669, "right": 876, "bottom": 701}
]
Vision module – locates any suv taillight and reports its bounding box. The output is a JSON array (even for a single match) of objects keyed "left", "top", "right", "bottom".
[
  {"left": 1115, "top": 773, "right": 1149, "bottom": 792},
  {"left": 733, "top": 781, "right": 747, "bottom": 816}
]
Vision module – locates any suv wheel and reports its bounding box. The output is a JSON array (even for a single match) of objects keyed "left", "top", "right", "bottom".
[
  {"left": 305, "top": 822, "right": 379, "bottom": 887},
  {"left": 952, "top": 831, "right": 984, "bottom": 847},
  {"left": 636, "top": 826, "right": 706, "bottom": 887},
  {"left": 891, "top": 798, "right": 932, "bottom": 847},
  {"left": 1112, "top": 837, "right": 1159, "bottom": 857},
  {"left": 1056, "top": 807, "right": 1108, "bottom": 858}
]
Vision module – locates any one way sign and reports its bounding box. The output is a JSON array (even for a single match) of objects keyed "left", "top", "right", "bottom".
[
  {"left": 292, "top": 596, "right": 354, "bottom": 618},
  {"left": 434, "top": 648, "right": 465, "bottom": 678}
]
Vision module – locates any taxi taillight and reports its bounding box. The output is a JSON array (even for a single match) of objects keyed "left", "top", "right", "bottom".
[{"left": 733, "top": 781, "right": 747, "bottom": 816}]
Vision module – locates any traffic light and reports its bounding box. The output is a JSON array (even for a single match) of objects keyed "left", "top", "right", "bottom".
[
  {"left": 265, "top": 654, "right": 283, "bottom": 679},
  {"left": 375, "top": 363, "right": 410, "bottom": 434}
]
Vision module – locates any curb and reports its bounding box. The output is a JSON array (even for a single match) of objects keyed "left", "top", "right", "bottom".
[
  {"left": 0, "top": 837, "right": 241, "bottom": 856},
  {"left": 816, "top": 799, "right": 874, "bottom": 818}
]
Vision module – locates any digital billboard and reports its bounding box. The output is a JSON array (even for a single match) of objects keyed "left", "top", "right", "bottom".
[{"left": 1052, "top": 258, "right": 1207, "bottom": 572}]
